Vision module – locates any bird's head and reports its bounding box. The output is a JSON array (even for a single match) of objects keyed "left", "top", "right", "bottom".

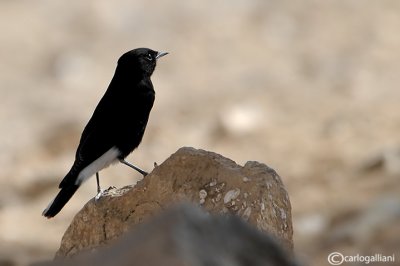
[{"left": 117, "top": 48, "right": 168, "bottom": 77}]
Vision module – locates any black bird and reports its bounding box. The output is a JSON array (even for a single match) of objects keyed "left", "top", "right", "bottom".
[{"left": 43, "top": 48, "right": 168, "bottom": 218}]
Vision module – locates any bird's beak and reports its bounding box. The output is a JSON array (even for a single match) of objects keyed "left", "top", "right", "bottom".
[{"left": 156, "top": 51, "right": 169, "bottom": 59}]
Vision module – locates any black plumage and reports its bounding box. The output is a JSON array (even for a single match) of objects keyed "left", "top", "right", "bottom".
[{"left": 43, "top": 48, "right": 167, "bottom": 218}]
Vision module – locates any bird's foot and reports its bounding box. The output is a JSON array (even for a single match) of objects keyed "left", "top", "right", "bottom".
[{"left": 95, "top": 189, "right": 105, "bottom": 201}]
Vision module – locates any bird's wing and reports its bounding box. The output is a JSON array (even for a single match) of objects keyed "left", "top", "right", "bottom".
[{"left": 59, "top": 95, "right": 119, "bottom": 188}]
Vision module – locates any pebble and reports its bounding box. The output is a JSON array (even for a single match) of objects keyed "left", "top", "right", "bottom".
[
  {"left": 224, "top": 188, "right": 240, "bottom": 204},
  {"left": 242, "top": 206, "right": 252, "bottom": 221},
  {"left": 199, "top": 189, "right": 207, "bottom": 204}
]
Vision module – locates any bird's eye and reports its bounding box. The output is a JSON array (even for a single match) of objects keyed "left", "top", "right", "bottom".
[{"left": 146, "top": 53, "right": 153, "bottom": 61}]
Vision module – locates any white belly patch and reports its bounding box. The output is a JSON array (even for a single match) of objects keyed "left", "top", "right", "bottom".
[{"left": 75, "top": 147, "right": 121, "bottom": 185}]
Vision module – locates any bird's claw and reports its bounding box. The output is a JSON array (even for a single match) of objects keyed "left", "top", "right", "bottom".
[{"left": 95, "top": 189, "right": 105, "bottom": 201}]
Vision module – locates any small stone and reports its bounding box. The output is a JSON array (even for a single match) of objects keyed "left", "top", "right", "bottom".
[
  {"left": 215, "top": 193, "right": 222, "bottom": 202},
  {"left": 199, "top": 190, "right": 207, "bottom": 205},
  {"left": 209, "top": 179, "right": 217, "bottom": 187},
  {"left": 199, "top": 190, "right": 207, "bottom": 201},
  {"left": 280, "top": 208, "right": 287, "bottom": 220},
  {"left": 199, "top": 189, "right": 207, "bottom": 198},
  {"left": 243, "top": 207, "right": 252, "bottom": 221},
  {"left": 243, "top": 176, "right": 250, "bottom": 182},
  {"left": 224, "top": 188, "right": 241, "bottom": 204}
]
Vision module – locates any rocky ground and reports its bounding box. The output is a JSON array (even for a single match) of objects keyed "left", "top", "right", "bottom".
[{"left": 0, "top": 1, "right": 399, "bottom": 265}]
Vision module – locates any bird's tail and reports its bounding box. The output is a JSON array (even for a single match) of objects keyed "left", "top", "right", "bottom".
[{"left": 42, "top": 185, "right": 79, "bottom": 218}]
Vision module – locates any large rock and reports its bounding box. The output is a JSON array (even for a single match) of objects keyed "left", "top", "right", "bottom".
[
  {"left": 56, "top": 147, "right": 293, "bottom": 257},
  {"left": 38, "top": 203, "right": 298, "bottom": 266}
]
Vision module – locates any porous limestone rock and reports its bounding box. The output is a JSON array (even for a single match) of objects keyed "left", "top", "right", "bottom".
[{"left": 56, "top": 147, "right": 293, "bottom": 257}]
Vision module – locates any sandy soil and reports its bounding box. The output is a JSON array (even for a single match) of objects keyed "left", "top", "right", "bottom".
[{"left": 0, "top": 1, "right": 399, "bottom": 265}]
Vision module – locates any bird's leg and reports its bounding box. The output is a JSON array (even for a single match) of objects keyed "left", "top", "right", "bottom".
[
  {"left": 95, "top": 172, "right": 104, "bottom": 201},
  {"left": 120, "top": 159, "right": 148, "bottom": 177},
  {"left": 96, "top": 172, "right": 101, "bottom": 193}
]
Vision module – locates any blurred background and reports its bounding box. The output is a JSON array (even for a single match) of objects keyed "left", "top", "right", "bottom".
[{"left": 1, "top": 0, "right": 399, "bottom": 265}]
